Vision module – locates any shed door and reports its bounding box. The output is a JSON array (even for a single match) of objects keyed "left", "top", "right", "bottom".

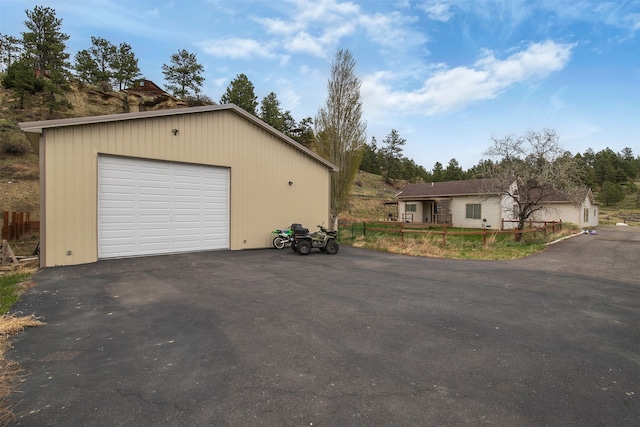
[{"left": 98, "top": 155, "right": 229, "bottom": 259}]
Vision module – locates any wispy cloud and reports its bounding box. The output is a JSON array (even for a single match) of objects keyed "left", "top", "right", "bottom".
[
  {"left": 420, "top": 1, "right": 454, "bottom": 22},
  {"left": 362, "top": 40, "right": 575, "bottom": 116},
  {"left": 197, "top": 38, "right": 279, "bottom": 60},
  {"left": 359, "top": 11, "right": 427, "bottom": 49},
  {"left": 201, "top": 0, "right": 427, "bottom": 60}
]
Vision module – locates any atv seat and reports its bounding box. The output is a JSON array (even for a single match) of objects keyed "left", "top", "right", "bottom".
[{"left": 291, "top": 223, "right": 309, "bottom": 236}]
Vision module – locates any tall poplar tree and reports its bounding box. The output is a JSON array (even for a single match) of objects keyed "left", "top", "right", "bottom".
[{"left": 315, "top": 49, "right": 367, "bottom": 226}]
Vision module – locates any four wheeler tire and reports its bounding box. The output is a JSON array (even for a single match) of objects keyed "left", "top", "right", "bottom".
[
  {"left": 325, "top": 239, "right": 339, "bottom": 254},
  {"left": 273, "top": 236, "right": 286, "bottom": 249},
  {"left": 297, "top": 240, "right": 312, "bottom": 255},
  {"left": 291, "top": 241, "right": 298, "bottom": 252}
]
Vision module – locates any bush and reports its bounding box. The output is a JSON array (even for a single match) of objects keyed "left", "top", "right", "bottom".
[{"left": 0, "top": 131, "right": 32, "bottom": 156}]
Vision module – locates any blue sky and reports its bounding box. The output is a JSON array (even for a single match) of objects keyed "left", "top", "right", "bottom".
[{"left": 1, "top": 0, "right": 639, "bottom": 169}]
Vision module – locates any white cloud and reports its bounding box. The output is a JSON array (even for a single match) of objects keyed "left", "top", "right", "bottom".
[
  {"left": 420, "top": 2, "right": 454, "bottom": 22},
  {"left": 288, "top": 0, "right": 361, "bottom": 22},
  {"left": 362, "top": 40, "right": 575, "bottom": 116},
  {"left": 253, "top": 0, "right": 425, "bottom": 60},
  {"left": 283, "top": 32, "right": 327, "bottom": 57},
  {"left": 198, "top": 38, "right": 278, "bottom": 60},
  {"left": 359, "top": 12, "right": 427, "bottom": 49},
  {"left": 255, "top": 17, "right": 305, "bottom": 36}
]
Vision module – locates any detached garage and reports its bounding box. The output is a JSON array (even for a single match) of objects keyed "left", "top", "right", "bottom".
[{"left": 20, "top": 104, "right": 337, "bottom": 267}]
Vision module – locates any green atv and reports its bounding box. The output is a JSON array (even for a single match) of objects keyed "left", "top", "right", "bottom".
[{"left": 292, "top": 224, "right": 339, "bottom": 255}]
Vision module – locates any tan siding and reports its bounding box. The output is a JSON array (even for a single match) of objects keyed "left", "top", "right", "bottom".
[{"left": 41, "top": 110, "right": 331, "bottom": 266}]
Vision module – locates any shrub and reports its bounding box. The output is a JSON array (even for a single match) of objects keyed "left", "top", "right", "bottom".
[{"left": 0, "top": 130, "right": 32, "bottom": 156}]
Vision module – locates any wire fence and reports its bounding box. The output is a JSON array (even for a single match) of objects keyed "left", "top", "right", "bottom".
[{"left": 338, "top": 220, "right": 563, "bottom": 245}]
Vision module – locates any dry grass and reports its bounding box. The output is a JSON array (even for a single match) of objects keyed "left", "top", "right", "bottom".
[
  {"left": 350, "top": 226, "right": 581, "bottom": 260},
  {"left": 0, "top": 268, "right": 44, "bottom": 426},
  {"left": 0, "top": 313, "right": 44, "bottom": 426}
]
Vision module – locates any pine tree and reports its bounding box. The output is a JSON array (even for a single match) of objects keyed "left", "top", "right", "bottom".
[
  {"left": 73, "top": 49, "right": 98, "bottom": 83},
  {"left": 0, "top": 34, "right": 22, "bottom": 71},
  {"left": 219, "top": 73, "right": 258, "bottom": 115},
  {"left": 88, "top": 36, "right": 115, "bottom": 85},
  {"left": 162, "top": 49, "right": 204, "bottom": 99},
  {"left": 260, "top": 92, "right": 286, "bottom": 131},
  {"left": 21, "top": 5, "right": 71, "bottom": 112},
  {"left": 111, "top": 43, "right": 140, "bottom": 90},
  {"left": 381, "top": 129, "right": 406, "bottom": 183},
  {"left": 1, "top": 58, "right": 37, "bottom": 108}
]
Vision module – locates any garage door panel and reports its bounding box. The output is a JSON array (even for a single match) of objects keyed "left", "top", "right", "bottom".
[{"left": 98, "top": 156, "right": 229, "bottom": 259}]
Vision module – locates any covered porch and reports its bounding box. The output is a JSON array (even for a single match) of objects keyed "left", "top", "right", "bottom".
[{"left": 397, "top": 198, "right": 452, "bottom": 225}]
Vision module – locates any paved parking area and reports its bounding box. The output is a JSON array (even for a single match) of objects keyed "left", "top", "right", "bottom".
[{"left": 9, "top": 228, "right": 640, "bottom": 426}]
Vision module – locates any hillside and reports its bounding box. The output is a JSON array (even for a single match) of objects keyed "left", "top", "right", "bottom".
[
  {"left": 340, "top": 171, "right": 405, "bottom": 222},
  {"left": 0, "top": 80, "right": 189, "bottom": 219}
]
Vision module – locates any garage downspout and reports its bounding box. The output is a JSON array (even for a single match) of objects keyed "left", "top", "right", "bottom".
[{"left": 39, "top": 133, "right": 46, "bottom": 268}]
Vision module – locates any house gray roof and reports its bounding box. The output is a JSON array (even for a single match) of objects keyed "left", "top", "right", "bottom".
[
  {"left": 397, "top": 178, "right": 497, "bottom": 199},
  {"left": 399, "top": 178, "right": 595, "bottom": 205},
  {"left": 19, "top": 103, "right": 339, "bottom": 172}
]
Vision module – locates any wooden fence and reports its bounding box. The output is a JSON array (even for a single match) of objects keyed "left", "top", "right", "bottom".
[
  {"left": 1, "top": 211, "right": 40, "bottom": 240},
  {"left": 338, "top": 220, "right": 563, "bottom": 245}
]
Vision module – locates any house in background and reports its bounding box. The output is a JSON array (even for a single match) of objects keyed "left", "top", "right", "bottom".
[
  {"left": 396, "top": 179, "right": 599, "bottom": 230},
  {"left": 530, "top": 188, "right": 599, "bottom": 228},
  {"left": 125, "top": 79, "right": 171, "bottom": 98}
]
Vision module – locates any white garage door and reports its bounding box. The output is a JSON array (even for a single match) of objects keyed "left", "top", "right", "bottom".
[{"left": 98, "top": 155, "right": 229, "bottom": 259}]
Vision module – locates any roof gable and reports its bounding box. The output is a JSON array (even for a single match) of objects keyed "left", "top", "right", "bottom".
[{"left": 19, "top": 104, "right": 338, "bottom": 172}]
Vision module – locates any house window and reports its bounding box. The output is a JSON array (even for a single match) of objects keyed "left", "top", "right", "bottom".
[
  {"left": 584, "top": 208, "right": 589, "bottom": 222},
  {"left": 466, "top": 203, "right": 481, "bottom": 219},
  {"left": 406, "top": 203, "right": 417, "bottom": 213}
]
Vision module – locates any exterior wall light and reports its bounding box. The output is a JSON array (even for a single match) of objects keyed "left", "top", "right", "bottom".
[{"left": 172, "top": 129, "right": 179, "bottom": 135}]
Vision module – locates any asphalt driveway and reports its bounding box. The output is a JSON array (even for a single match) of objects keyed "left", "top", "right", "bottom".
[{"left": 9, "top": 228, "right": 640, "bottom": 426}]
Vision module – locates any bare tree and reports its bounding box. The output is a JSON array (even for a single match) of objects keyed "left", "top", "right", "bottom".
[
  {"left": 315, "top": 49, "right": 367, "bottom": 227},
  {"left": 483, "top": 129, "right": 582, "bottom": 239}
]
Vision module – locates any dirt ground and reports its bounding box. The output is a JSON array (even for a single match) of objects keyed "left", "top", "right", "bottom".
[{"left": 0, "top": 180, "right": 39, "bottom": 220}]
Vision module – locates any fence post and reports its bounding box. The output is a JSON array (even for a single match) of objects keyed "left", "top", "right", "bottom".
[
  {"left": 2, "top": 212, "right": 8, "bottom": 240},
  {"left": 442, "top": 227, "right": 447, "bottom": 245},
  {"left": 483, "top": 228, "right": 487, "bottom": 246}
]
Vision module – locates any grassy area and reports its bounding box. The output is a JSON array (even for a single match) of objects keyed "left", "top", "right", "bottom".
[
  {"left": 598, "top": 180, "right": 640, "bottom": 226},
  {"left": 0, "top": 272, "right": 30, "bottom": 315},
  {"left": 338, "top": 222, "right": 582, "bottom": 260}
]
